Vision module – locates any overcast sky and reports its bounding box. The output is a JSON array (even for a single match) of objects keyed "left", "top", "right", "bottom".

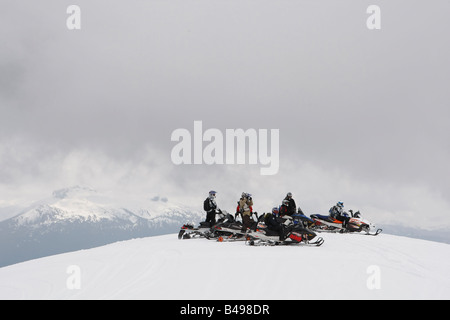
[{"left": 1, "top": 1, "right": 449, "bottom": 229}]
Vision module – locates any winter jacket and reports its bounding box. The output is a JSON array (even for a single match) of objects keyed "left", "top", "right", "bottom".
[
  {"left": 329, "top": 205, "right": 344, "bottom": 219},
  {"left": 265, "top": 213, "right": 282, "bottom": 231},
  {"left": 279, "top": 204, "right": 289, "bottom": 217},
  {"left": 238, "top": 197, "right": 253, "bottom": 217},
  {"left": 284, "top": 196, "right": 296, "bottom": 216},
  {"left": 204, "top": 197, "right": 217, "bottom": 213}
]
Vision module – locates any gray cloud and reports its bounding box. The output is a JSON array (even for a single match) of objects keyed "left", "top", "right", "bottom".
[{"left": 1, "top": 1, "right": 449, "bottom": 229}]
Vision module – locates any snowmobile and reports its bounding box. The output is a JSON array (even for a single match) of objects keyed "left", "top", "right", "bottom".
[
  {"left": 246, "top": 216, "right": 324, "bottom": 246},
  {"left": 178, "top": 209, "right": 230, "bottom": 240},
  {"left": 310, "top": 213, "right": 344, "bottom": 231},
  {"left": 310, "top": 210, "right": 382, "bottom": 236},
  {"left": 346, "top": 210, "right": 382, "bottom": 235},
  {"left": 211, "top": 211, "right": 262, "bottom": 242},
  {"left": 178, "top": 221, "right": 214, "bottom": 239},
  {"left": 178, "top": 210, "right": 259, "bottom": 241},
  {"left": 292, "top": 213, "right": 316, "bottom": 229}
]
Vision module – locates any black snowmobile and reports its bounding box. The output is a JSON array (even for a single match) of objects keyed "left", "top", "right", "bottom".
[
  {"left": 178, "top": 210, "right": 258, "bottom": 240},
  {"left": 178, "top": 209, "right": 229, "bottom": 240},
  {"left": 246, "top": 215, "right": 324, "bottom": 247},
  {"left": 211, "top": 211, "right": 262, "bottom": 242},
  {"left": 178, "top": 221, "right": 214, "bottom": 239}
]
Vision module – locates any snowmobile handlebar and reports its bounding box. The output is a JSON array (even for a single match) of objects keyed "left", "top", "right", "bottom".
[{"left": 234, "top": 211, "right": 259, "bottom": 221}]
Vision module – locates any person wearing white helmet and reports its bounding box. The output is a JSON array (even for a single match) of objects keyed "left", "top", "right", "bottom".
[
  {"left": 204, "top": 190, "right": 218, "bottom": 226},
  {"left": 329, "top": 201, "right": 344, "bottom": 219},
  {"left": 279, "top": 199, "right": 290, "bottom": 217},
  {"left": 238, "top": 192, "right": 253, "bottom": 232},
  {"left": 329, "top": 201, "right": 350, "bottom": 227}
]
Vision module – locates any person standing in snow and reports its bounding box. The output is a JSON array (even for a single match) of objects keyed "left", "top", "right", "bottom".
[
  {"left": 238, "top": 192, "right": 254, "bottom": 232},
  {"left": 204, "top": 190, "right": 218, "bottom": 226}
]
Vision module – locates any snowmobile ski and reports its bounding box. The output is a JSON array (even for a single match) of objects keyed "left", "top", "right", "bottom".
[
  {"left": 246, "top": 236, "right": 324, "bottom": 247},
  {"left": 338, "top": 227, "right": 383, "bottom": 236},
  {"left": 216, "top": 234, "right": 250, "bottom": 242},
  {"left": 365, "top": 228, "right": 382, "bottom": 236}
]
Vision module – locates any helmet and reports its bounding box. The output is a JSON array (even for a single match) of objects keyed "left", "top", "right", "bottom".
[
  {"left": 272, "top": 207, "right": 279, "bottom": 215},
  {"left": 282, "top": 199, "right": 289, "bottom": 206},
  {"left": 337, "top": 201, "right": 344, "bottom": 208},
  {"left": 209, "top": 190, "right": 217, "bottom": 197},
  {"left": 286, "top": 192, "right": 292, "bottom": 198}
]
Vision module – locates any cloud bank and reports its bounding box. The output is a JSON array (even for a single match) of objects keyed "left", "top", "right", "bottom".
[{"left": 1, "top": 1, "right": 449, "bottom": 230}]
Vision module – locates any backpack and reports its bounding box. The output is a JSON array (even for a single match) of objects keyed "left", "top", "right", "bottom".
[{"left": 204, "top": 198, "right": 216, "bottom": 212}]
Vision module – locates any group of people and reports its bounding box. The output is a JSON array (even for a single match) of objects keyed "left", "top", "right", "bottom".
[
  {"left": 204, "top": 190, "right": 350, "bottom": 237},
  {"left": 203, "top": 190, "right": 307, "bottom": 234},
  {"left": 203, "top": 190, "right": 254, "bottom": 232}
]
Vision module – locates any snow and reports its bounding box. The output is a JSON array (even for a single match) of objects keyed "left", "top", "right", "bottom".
[
  {"left": 8, "top": 186, "right": 203, "bottom": 227},
  {"left": 0, "top": 186, "right": 207, "bottom": 268},
  {"left": 0, "top": 232, "right": 449, "bottom": 300}
]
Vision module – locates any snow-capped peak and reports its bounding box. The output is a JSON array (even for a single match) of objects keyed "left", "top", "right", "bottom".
[{"left": 0, "top": 187, "right": 204, "bottom": 267}]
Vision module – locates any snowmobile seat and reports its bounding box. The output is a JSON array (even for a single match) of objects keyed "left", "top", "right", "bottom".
[
  {"left": 199, "top": 221, "right": 211, "bottom": 228},
  {"left": 311, "top": 214, "right": 337, "bottom": 223},
  {"left": 261, "top": 228, "right": 281, "bottom": 237},
  {"left": 292, "top": 214, "right": 314, "bottom": 224}
]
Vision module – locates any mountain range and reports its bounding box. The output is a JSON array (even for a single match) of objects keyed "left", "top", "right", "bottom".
[
  {"left": 0, "top": 186, "right": 203, "bottom": 267},
  {"left": 2, "top": 185, "right": 450, "bottom": 269}
]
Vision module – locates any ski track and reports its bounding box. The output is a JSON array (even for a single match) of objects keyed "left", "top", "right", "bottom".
[{"left": 0, "top": 233, "right": 449, "bottom": 299}]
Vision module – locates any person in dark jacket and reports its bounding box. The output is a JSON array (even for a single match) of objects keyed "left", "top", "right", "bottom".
[
  {"left": 265, "top": 207, "right": 287, "bottom": 240},
  {"left": 284, "top": 192, "right": 296, "bottom": 216},
  {"left": 279, "top": 199, "right": 290, "bottom": 217},
  {"left": 265, "top": 207, "right": 281, "bottom": 231},
  {"left": 204, "top": 190, "right": 218, "bottom": 226}
]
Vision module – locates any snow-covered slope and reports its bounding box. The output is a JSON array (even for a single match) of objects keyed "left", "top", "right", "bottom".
[
  {"left": 0, "top": 186, "right": 203, "bottom": 267},
  {"left": 1, "top": 232, "right": 449, "bottom": 300}
]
